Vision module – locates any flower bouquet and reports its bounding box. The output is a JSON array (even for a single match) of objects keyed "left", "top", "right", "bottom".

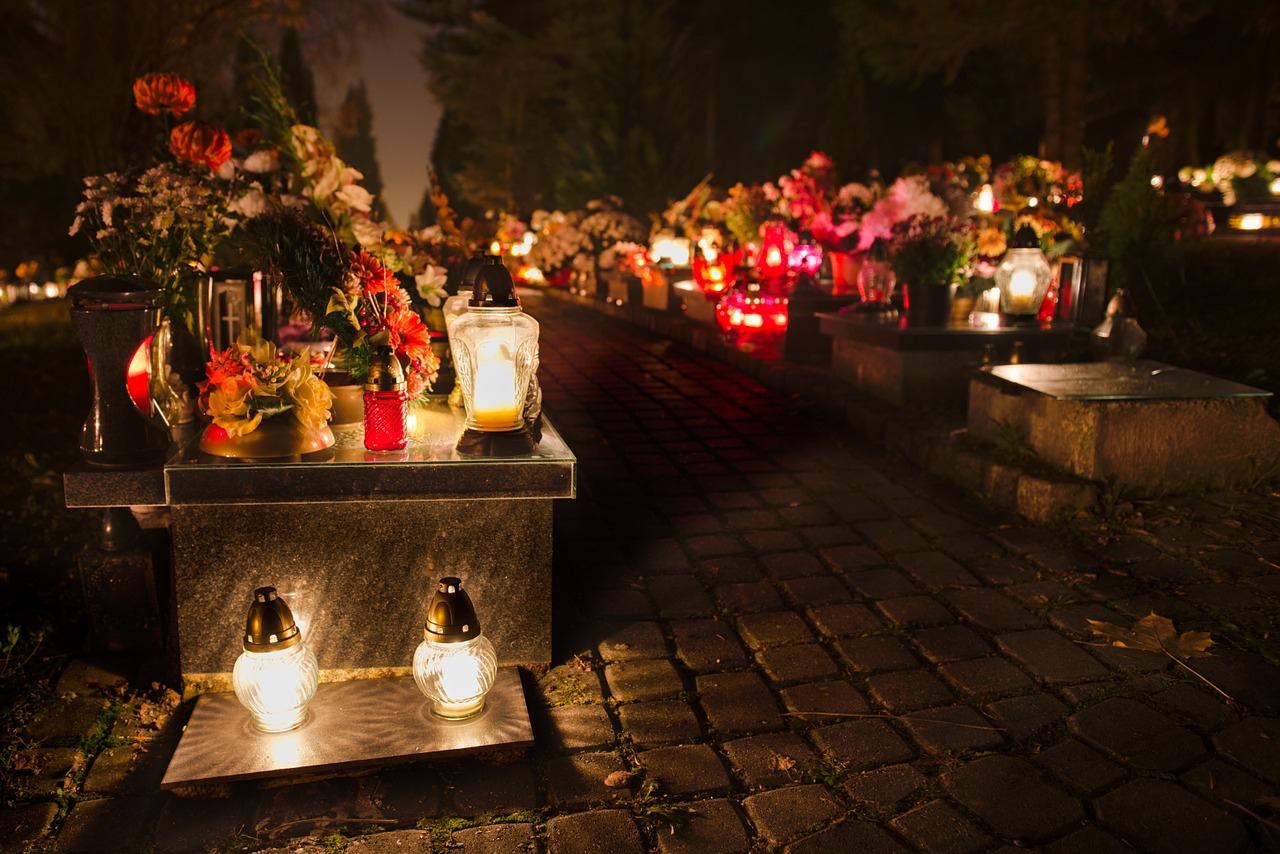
[
  {"left": 888, "top": 214, "right": 974, "bottom": 327},
  {"left": 197, "top": 331, "right": 335, "bottom": 458}
]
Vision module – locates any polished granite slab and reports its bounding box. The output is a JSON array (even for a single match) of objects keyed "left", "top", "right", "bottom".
[
  {"left": 818, "top": 311, "right": 1082, "bottom": 350},
  {"left": 64, "top": 400, "right": 575, "bottom": 507},
  {"left": 161, "top": 668, "right": 531, "bottom": 791},
  {"left": 982, "top": 360, "right": 1271, "bottom": 401}
]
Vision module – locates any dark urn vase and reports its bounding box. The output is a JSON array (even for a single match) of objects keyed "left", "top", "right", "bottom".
[
  {"left": 904, "top": 282, "right": 952, "bottom": 327},
  {"left": 68, "top": 275, "right": 170, "bottom": 467}
]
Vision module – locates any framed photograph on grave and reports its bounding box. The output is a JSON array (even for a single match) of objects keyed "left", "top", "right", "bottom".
[
  {"left": 1053, "top": 256, "right": 1080, "bottom": 324},
  {"left": 1075, "top": 256, "right": 1110, "bottom": 328}
]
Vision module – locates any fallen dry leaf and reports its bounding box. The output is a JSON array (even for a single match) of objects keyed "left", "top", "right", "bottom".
[
  {"left": 1087, "top": 612, "right": 1214, "bottom": 660},
  {"left": 604, "top": 770, "right": 636, "bottom": 788}
]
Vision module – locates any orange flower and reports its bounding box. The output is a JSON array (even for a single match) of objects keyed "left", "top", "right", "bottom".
[
  {"left": 169, "top": 121, "right": 232, "bottom": 171},
  {"left": 385, "top": 308, "right": 432, "bottom": 368},
  {"left": 351, "top": 250, "right": 396, "bottom": 294},
  {"left": 133, "top": 73, "right": 196, "bottom": 117}
]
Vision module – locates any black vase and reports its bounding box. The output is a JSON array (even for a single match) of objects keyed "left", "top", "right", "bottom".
[
  {"left": 68, "top": 275, "right": 171, "bottom": 467},
  {"left": 904, "top": 282, "right": 952, "bottom": 327}
]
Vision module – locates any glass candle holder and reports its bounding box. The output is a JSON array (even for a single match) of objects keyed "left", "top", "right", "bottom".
[
  {"left": 364, "top": 346, "right": 408, "bottom": 452},
  {"left": 232, "top": 586, "right": 319, "bottom": 733}
]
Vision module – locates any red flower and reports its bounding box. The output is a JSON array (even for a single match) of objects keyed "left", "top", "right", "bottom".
[
  {"left": 133, "top": 73, "right": 196, "bottom": 117},
  {"left": 170, "top": 121, "right": 232, "bottom": 171}
]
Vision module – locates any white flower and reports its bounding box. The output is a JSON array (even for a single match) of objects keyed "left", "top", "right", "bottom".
[
  {"left": 242, "top": 149, "right": 280, "bottom": 174},
  {"left": 415, "top": 265, "right": 449, "bottom": 306},
  {"left": 228, "top": 187, "right": 269, "bottom": 220},
  {"left": 349, "top": 215, "right": 383, "bottom": 248}
]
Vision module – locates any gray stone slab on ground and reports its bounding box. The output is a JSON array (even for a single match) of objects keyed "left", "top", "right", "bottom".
[{"left": 546, "top": 809, "right": 645, "bottom": 854}]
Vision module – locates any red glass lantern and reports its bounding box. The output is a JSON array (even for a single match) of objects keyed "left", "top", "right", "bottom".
[
  {"left": 716, "top": 282, "right": 789, "bottom": 336},
  {"left": 693, "top": 249, "right": 741, "bottom": 296},
  {"left": 757, "top": 223, "right": 793, "bottom": 280}
]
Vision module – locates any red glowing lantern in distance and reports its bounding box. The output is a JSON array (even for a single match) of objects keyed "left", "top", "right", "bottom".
[
  {"left": 716, "top": 290, "right": 789, "bottom": 334},
  {"left": 694, "top": 249, "right": 741, "bottom": 295},
  {"left": 757, "top": 223, "right": 793, "bottom": 279}
]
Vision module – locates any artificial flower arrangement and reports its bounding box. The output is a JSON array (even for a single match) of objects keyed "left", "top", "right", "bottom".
[
  {"left": 887, "top": 214, "right": 974, "bottom": 288},
  {"left": 525, "top": 210, "right": 594, "bottom": 282},
  {"left": 68, "top": 72, "right": 243, "bottom": 329},
  {"left": 199, "top": 331, "right": 332, "bottom": 438},
  {"left": 659, "top": 176, "right": 725, "bottom": 242},
  {"left": 1180, "top": 150, "right": 1280, "bottom": 206}
]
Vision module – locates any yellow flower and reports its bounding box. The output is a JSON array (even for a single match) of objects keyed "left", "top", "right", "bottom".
[
  {"left": 976, "top": 227, "right": 1007, "bottom": 258},
  {"left": 207, "top": 375, "right": 263, "bottom": 437},
  {"left": 285, "top": 358, "right": 333, "bottom": 432}
]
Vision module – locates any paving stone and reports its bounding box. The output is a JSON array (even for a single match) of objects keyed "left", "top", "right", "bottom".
[
  {"left": 695, "top": 671, "right": 784, "bottom": 735},
  {"left": 54, "top": 655, "right": 136, "bottom": 694},
  {"left": 759, "top": 551, "right": 827, "bottom": 579},
  {"left": 900, "top": 705, "right": 1006, "bottom": 755},
  {"left": 834, "top": 637, "right": 918, "bottom": 673},
  {"left": 533, "top": 703, "right": 616, "bottom": 752},
  {"left": 604, "top": 658, "right": 685, "bottom": 702},
  {"left": 8, "top": 745, "right": 81, "bottom": 797},
  {"left": 806, "top": 603, "right": 882, "bottom": 638},
  {"left": 894, "top": 551, "right": 980, "bottom": 589},
  {"left": 785, "top": 818, "right": 912, "bottom": 854},
  {"left": 358, "top": 767, "right": 443, "bottom": 824},
  {"left": 617, "top": 700, "right": 702, "bottom": 749},
  {"left": 687, "top": 534, "right": 748, "bottom": 559},
  {"left": 638, "top": 744, "right": 732, "bottom": 796},
  {"left": 654, "top": 798, "right": 752, "bottom": 854},
  {"left": 965, "top": 556, "right": 1037, "bottom": 586},
  {"left": 449, "top": 823, "right": 534, "bottom": 854},
  {"left": 845, "top": 569, "right": 917, "bottom": 599},
  {"left": 0, "top": 801, "right": 58, "bottom": 849},
  {"left": 647, "top": 576, "right": 715, "bottom": 617},
  {"left": 1094, "top": 778, "right": 1250, "bottom": 853},
  {"left": 596, "top": 621, "right": 669, "bottom": 661},
  {"left": 826, "top": 496, "right": 891, "bottom": 523},
  {"left": 56, "top": 795, "right": 163, "bottom": 853},
  {"left": 722, "top": 731, "right": 820, "bottom": 787},
  {"left": 544, "top": 751, "right": 632, "bottom": 809},
  {"left": 1181, "top": 757, "right": 1277, "bottom": 813},
  {"left": 994, "top": 629, "right": 1108, "bottom": 684},
  {"left": 632, "top": 538, "right": 692, "bottom": 574},
  {"left": 713, "top": 581, "right": 782, "bottom": 614},
  {"left": 947, "top": 589, "right": 1040, "bottom": 632},
  {"left": 780, "top": 575, "right": 852, "bottom": 606},
  {"left": 1004, "top": 579, "right": 1080, "bottom": 608},
  {"left": 23, "top": 696, "right": 108, "bottom": 743},
  {"left": 938, "top": 657, "right": 1035, "bottom": 698},
  {"left": 856, "top": 520, "right": 929, "bottom": 552},
  {"left": 1151, "top": 683, "right": 1238, "bottom": 732},
  {"left": 1043, "top": 825, "right": 1134, "bottom": 854},
  {"left": 735, "top": 611, "right": 814, "bottom": 649},
  {"left": 875, "top": 595, "right": 954, "bottom": 628},
  {"left": 1068, "top": 697, "right": 1207, "bottom": 772},
  {"left": 671, "top": 619, "right": 749, "bottom": 672},
  {"left": 943, "top": 755, "right": 1084, "bottom": 843},
  {"left": 756, "top": 643, "right": 840, "bottom": 684},
  {"left": 1190, "top": 649, "right": 1280, "bottom": 714},
  {"left": 539, "top": 662, "right": 606, "bottom": 706},
  {"left": 546, "top": 809, "right": 645, "bottom": 853},
  {"left": 1032, "top": 738, "right": 1126, "bottom": 794},
  {"left": 990, "top": 526, "right": 1062, "bottom": 555},
  {"left": 910, "top": 624, "right": 993, "bottom": 664},
  {"left": 743, "top": 529, "right": 805, "bottom": 553},
  {"left": 779, "top": 505, "right": 837, "bottom": 527},
  {"left": 741, "top": 784, "right": 845, "bottom": 846},
  {"left": 865, "top": 669, "right": 955, "bottom": 712},
  {"left": 780, "top": 680, "right": 871, "bottom": 723},
  {"left": 809, "top": 720, "right": 915, "bottom": 768},
  {"left": 1046, "top": 603, "right": 1127, "bottom": 636},
  {"left": 842, "top": 763, "right": 927, "bottom": 807},
  {"left": 452, "top": 763, "right": 537, "bottom": 817},
  {"left": 982, "top": 694, "right": 1070, "bottom": 741},
  {"left": 889, "top": 800, "right": 993, "bottom": 854},
  {"left": 585, "top": 588, "right": 653, "bottom": 619},
  {"left": 820, "top": 545, "right": 888, "bottom": 573},
  {"left": 82, "top": 741, "right": 171, "bottom": 795},
  {"left": 1213, "top": 716, "right": 1280, "bottom": 784},
  {"left": 1127, "top": 556, "right": 1205, "bottom": 583},
  {"left": 723, "top": 508, "right": 782, "bottom": 531},
  {"left": 942, "top": 533, "right": 1007, "bottom": 562},
  {"left": 698, "top": 555, "right": 764, "bottom": 584},
  {"left": 253, "top": 778, "right": 380, "bottom": 839}
]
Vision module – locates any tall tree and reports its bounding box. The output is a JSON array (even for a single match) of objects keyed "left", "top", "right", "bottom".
[
  {"left": 333, "top": 81, "right": 387, "bottom": 221},
  {"left": 279, "top": 26, "right": 318, "bottom": 128}
]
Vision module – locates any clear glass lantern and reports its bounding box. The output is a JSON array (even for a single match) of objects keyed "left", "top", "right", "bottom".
[
  {"left": 449, "top": 257, "right": 540, "bottom": 441},
  {"left": 995, "top": 224, "right": 1053, "bottom": 319},
  {"left": 412, "top": 577, "right": 498, "bottom": 720},
  {"left": 232, "top": 586, "right": 319, "bottom": 733}
]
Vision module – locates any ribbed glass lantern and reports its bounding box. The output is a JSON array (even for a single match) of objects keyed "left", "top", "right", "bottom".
[
  {"left": 412, "top": 577, "right": 498, "bottom": 719},
  {"left": 449, "top": 257, "right": 539, "bottom": 436},
  {"left": 996, "top": 225, "right": 1053, "bottom": 319},
  {"left": 232, "top": 587, "right": 319, "bottom": 733}
]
